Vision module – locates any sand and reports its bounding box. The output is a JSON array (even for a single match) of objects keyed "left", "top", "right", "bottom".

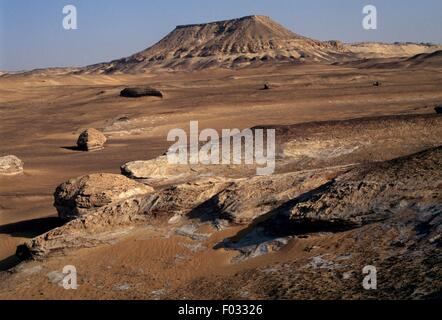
[{"left": 0, "top": 62, "right": 441, "bottom": 298}]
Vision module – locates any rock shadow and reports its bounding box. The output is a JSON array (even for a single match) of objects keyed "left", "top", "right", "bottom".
[
  {"left": 60, "top": 146, "right": 83, "bottom": 152},
  {"left": 0, "top": 217, "right": 64, "bottom": 239},
  {"left": 0, "top": 255, "right": 22, "bottom": 271},
  {"left": 0, "top": 217, "right": 64, "bottom": 271}
]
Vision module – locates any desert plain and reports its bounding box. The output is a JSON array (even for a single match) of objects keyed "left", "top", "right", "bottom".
[{"left": 0, "top": 16, "right": 441, "bottom": 299}]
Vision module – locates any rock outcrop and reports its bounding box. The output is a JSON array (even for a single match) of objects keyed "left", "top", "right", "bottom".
[
  {"left": 182, "top": 147, "right": 442, "bottom": 300},
  {"left": 119, "top": 114, "right": 442, "bottom": 184},
  {"left": 17, "top": 166, "right": 350, "bottom": 258},
  {"left": 287, "top": 147, "right": 442, "bottom": 227},
  {"left": 120, "top": 156, "right": 213, "bottom": 184},
  {"left": 225, "top": 146, "right": 442, "bottom": 247},
  {"left": 212, "top": 167, "right": 347, "bottom": 225},
  {"left": 120, "top": 87, "right": 163, "bottom": 98},
  {"left": 77, "top": 128, "right": 107, "bottom": 151},
  {"left": 54, "top": 173, "right": 154, "bottom": 220},
  {"left": 0, "top": 155, "right": 24, "bottom": 175},
  {"left": 121, "top": 156, "right": 183, "bottom": 180},
  {"left": 19, "top": 177, "right": 230, "bottom": 258},
  {"left": 121, "top": 155, "right": 258, "bottom": 186},
  {"left": 276, "top": 114, "right": 442, "bottom": 172}
]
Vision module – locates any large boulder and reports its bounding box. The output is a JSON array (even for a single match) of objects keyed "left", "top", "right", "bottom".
[
  {"left": 120, "top": 86, "right": 163, "bottom": 98},
  {"left": 0, "top": 155, "right": 24, "bottom": 175},
  {"left": 54, "top": 173, "right": 154, "bottom": 220},
  {"left": 77, "top": 128, "right": 107, "bottom": 151}
]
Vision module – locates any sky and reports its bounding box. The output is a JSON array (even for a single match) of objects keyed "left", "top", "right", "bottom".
[{"left": 1, "top": 0, "right": 441, "bottom": 71}]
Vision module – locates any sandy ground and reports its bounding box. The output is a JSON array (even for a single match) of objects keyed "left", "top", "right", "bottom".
[{"left": 0, "top": 63, "right": 441, "bottom": 298}]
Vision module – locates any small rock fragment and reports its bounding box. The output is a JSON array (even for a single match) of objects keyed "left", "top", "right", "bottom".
[
  {"left": 77, "top": 128, "right": 107, "bottom": 152},
  {"left": 0, "top": 155, "right": 24, "bottom": 175}
]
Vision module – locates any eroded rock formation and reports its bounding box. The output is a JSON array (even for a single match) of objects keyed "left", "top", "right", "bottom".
[{"left": 54, "top": 173, "right": 154, "bottom": 220}]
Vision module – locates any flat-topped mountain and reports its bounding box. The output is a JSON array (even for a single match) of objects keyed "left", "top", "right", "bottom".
[
  {"left": 7, "top": 15, "right": 442, "bottom": 75},
  {"left": 83, "top": 15, "right": 352, "bottom": 73}
]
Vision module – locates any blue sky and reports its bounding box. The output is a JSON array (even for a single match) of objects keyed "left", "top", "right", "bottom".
[{"left": 1, "top": 0, "right": 441, "bottom": 71}]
